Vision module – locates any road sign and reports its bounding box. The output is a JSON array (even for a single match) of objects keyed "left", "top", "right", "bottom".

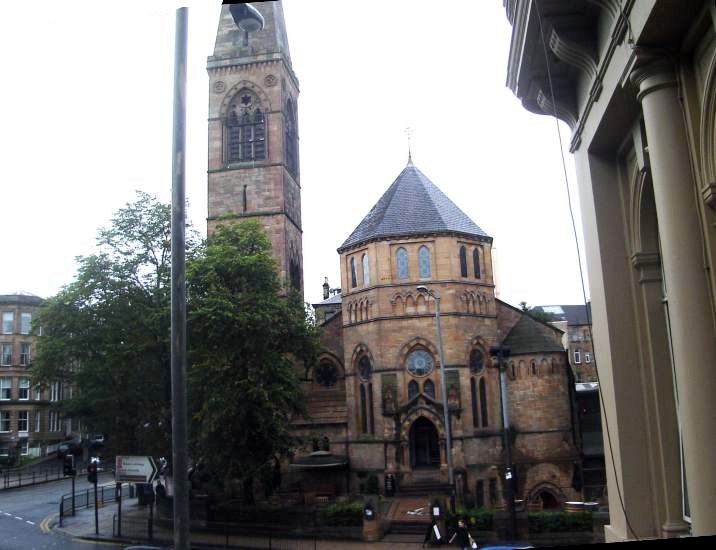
[{"left": 115, "top": 455, "right": 158, "bottom": 483}]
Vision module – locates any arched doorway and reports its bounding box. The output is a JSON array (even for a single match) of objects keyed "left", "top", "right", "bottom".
[{"left": 409, "top": 416, "right": 440, "bottom": 469}]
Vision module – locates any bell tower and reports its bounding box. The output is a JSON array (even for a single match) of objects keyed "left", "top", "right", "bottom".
[{"left": 207, "top": 2, "right": 303, "bottom": 294}]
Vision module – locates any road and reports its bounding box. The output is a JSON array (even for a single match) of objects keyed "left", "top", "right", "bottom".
[{"left": 0, "top": 472, "right": 123, "bottom": 549}]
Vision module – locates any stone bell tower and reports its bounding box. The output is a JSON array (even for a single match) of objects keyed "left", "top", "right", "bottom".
[{"left": 207, "top": 2, "right": 303, "bottom": 295}]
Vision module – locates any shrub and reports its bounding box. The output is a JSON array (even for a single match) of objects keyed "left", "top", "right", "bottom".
[
  {"left": 446, "top": 507, "right": 493, "bottom": 531},
  {"left": 319, "top": 501, "right": 364, "bottom": 526},
  {"left": 528, "top": 511, "right": 592, "bottom": 533}
]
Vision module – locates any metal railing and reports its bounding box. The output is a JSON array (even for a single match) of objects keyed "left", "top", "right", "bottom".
[
  {"left": 59, "top": 482, "right": 130, "bottom": 526},
  {"left": 0, "top": 464, "right": 68, "bottom": 490}
]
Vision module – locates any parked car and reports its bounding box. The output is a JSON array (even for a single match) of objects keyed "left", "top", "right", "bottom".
[
  {"left": 479, "top": 543, "right": 534, "bottom": 550},
  {"left": 57, "top": 441, "right": 82, "bottom": 458},
  {"left": 88, "top": 434, "right": 105, "bottom": 448}
]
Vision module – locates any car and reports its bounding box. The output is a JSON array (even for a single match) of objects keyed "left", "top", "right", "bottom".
[
  {"left": 89, "top": 434, "right": 105, "bottom": 448},
  {"left": 479, "top": 543, "right": 534, "bottom": 550},
  {"left": 57, "top": 441, "right": 82, "bottom": 458}
]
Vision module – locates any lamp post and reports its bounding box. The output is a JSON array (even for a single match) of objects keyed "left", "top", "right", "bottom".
[
  {"left": 416, "top": 285, "right": 455, "bottom": 509},
  {"left": 490, "top": 344, "right": 518, "bottom": 541},
  {"left": 228, "top": 2, "right": 265, "bottom": 46}
]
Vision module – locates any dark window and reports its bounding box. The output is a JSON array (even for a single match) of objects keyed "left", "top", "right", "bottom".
[
  {"left": 423, "top": 379, "right": 435, "bottom": 398},
  {"left": 476, "top": 480, "right": 485, "bottom": 508},
  {"left": 350, "top": 258, "right": 357, "bottom": 288},
  {"left": 358, "top": 356, "right": 372, "bottom": 380},
  {"left": 284, "top": 99, "right": 298, "bottom": 177},
  {"left": 289, "top": 258, "right": 301, "bottom": 291},
  {"left": 531, "top": 361, "right": 536, "bottom": 375},
  {"left": 459, "top": 246, "right": 468, "bottom": 277},
  {"left": 479, "top": 378, "right": 488, "bottom": 427},
  {"left": 360, "top": 384, "right": 367, "bottom": 434},
  {"left": 368, "top": 383, "right": 375, "bottom": 434},
  {"left": 473, "top": 248, "right": 481, "bottom": 278},
  {"left": 470, "top": 349, "right": 484, "bottom": 374},
  {"left": 471, "top": 378, "right": 479, "bottom": 427},
  {"left": 226, "top": 95, "right": 266, "bottom": 163},
  {"left": 408, "top": 380, "right": 419, "bottom": 400},
  {"left": 489, "top": 478, "right": 497, "bottom": 505},
  {"left": 315, "top": 362, "right": 338, "bottom": 388}
]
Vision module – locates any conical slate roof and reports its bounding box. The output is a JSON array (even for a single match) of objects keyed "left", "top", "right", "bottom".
[
  {"left": 338, "top": 160, "right": 490, "bottom": 252},
  {"left": 502, "top": 314, "right": 565, "bottom": 355}
]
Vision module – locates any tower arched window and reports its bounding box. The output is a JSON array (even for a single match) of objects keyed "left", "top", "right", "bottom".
[
  {"left": 423, "top": 379, "right": 435, "bottom": 398},
  {"left": 362, "top": 254, "right": 370, "bottom": 286},
  {"left": 350, "top": 258, "right": 357, "bottom": 288},
  {"left": 408, "top": 380, "right": 419, "bottom": 400},
  {"left": 473, "top": 248, "right": 481, "bottom": 279},
  {"left": 419, "top": 246, "right": 431, "bottom": 278},
  {"left": 459, "top": 246, "right": 468, "bottom": 277},
  {"left": 225, "top": 90, "right": 266, "bottom": 163},
  {"left": 479, "top": 378, "right": 488, "bottom": 427},
  {"left": 470, "top": 349, "right": 484, "bottom": 374},
  {"left": 396, "top": 247, "right": 409, "bottom": 279},
  {"left": 284, "top": 99, "right": 298, "bottom": 177}
]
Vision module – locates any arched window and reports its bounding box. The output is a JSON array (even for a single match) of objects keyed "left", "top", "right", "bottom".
[
  {"left": 471, "top": 378, "right": 479, "bottom": 427},
  {"left": 408, "top": 380, "right": 419, "bottom": 400},
  {"left": 360, "top": 385, "right": 367, "bottom": 434},
  {"left": 315, "top": 361, "right": 338, "bottom": 388},
  {"left": 459, "top": 246, "right": 468, "bottom": 277},
  {"left": 479, "top": 378, "right": 488, "bottom": 427},
  {"left": 470, "top": 349, "right": 484, "bottom": 374},
  {"left": 284, "top": 99, "right": 298, "bottom": 177},
  {"left": 473, "top": 248, "right": 481, "bottom": 279},
  {"left": 531, "top": 361, "right": 537, "bottom": 376},
  {"left": 418, "top": 246, "right": 431, "bottom": 278},
  {"left": 362, "top": 254, "right": 370, "bottom": 286},
  {"left": 396, "top": 247, "right": 409, "bottom": 279},
  {"left": 368, "top": 383, "right": 375, "bottom": 434},
  {"left": 350, "top": 258, "right": 357, "bottom": 288},
  {"left": 423, "top": 379, "right": 435, "bottom": 398},
  {"left": 225, "top": 90, "right": 266, "bottom": 163}
]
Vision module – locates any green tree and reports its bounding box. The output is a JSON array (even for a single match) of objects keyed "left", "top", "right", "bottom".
[
  {"left": 187, "top": 220, "right": 319, "bottom": 504},
  {"left": 31, "top": 192, "right": 196, "bottom": 457}
]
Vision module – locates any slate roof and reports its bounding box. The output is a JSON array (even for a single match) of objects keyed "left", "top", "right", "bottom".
[
  {"left": 502, "top": 314, "right": 565, "bottom": 355},
  {"left": 532, "top": 304, "right": 591, "bottom": 325},
  {"left": 313, "top": 293, "right": 342, "bottom": 306},
  {"left": 338, "top": 160, "right": 490, "bottom": 252}
]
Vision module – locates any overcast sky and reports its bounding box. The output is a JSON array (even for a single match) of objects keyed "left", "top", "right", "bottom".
[{"left": 0, "top": 0, "right": 588, "bottom": 309}]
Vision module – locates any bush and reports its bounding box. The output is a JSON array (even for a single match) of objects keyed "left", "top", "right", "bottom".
[
  {"left": 319, "top": 501, "right": 364, "bottom": 526},
  {"left": 446, "top": 507, "right": 493, "bottom": 531},
  {"left": 528, "top": 511, "right": 592, "bottom": 533}
]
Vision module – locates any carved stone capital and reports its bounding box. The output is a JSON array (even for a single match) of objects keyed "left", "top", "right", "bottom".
[
  {"left": 631, "top": 251, "right": 662, "bottom": 284},
  {"left": 628, "top": 50, "right": 678, "bottom": 103}
]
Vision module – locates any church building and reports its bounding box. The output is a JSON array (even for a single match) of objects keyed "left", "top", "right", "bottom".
[{"left": 207, "top": 2, "right": 584, "bottom": 510}]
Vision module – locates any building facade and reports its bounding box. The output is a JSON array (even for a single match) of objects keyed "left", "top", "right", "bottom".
[
  {"left": 504, "top": 0, "right": 716, "bottom": 540},
  {"left": 0, "top": 293, "right": 66, "bottom": 463}
]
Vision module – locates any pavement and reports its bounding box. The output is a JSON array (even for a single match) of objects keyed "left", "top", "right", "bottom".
[{"left": 53, "top": 494, "right": 434, "bottom": 549}]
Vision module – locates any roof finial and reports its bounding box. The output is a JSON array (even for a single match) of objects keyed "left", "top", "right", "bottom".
[{"left": 404, "top": 126, "right": 414, "bottom": 164}]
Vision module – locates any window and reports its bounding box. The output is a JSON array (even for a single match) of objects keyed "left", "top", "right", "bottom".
[
  {"left": 489, "top": 479, "right": 497, "bottom": 505},
  {"left": 408, "top": 380, "right": 419, "bottom": 400},
  {"left": 20, "top": 343, "right": 30, "bottom": 366},
  {"left": 18, "top": 411, "right": 28, "bottom": 432},
  {"left": 418, "top": 246, "right": 431, "bottom": 278},
  {"left": 473, "top": 248, "right": 481, "bottom": 278},
  {"left": 51, "top": 382, "right": 60, "bottom": 402},
  {"left": 406, "top": 348, "right": 434, "bottom": 377},
  {"left": 471, "top": 378, "right": 479, "bottom": 427},
  {"left": 585, "top": 352, "right": 591, "bottom": 363},
  {"left": 2, "top": 312, "right": 13, "bottom": 334},
  {"left": 284, "top": 99, "right": 299, "bottom": 177},
  {"left": 34, "top": 386, "right": 42, "bottom": 401},
  {"left": 49, "top": 411, "right": 60, "bottom": 432},
  {"left": 396, "top": 247, "right": 409, "bottom": 279},
  {"left": 315, "top": 362, "right": 338, "bottom": 388},
  {"left": 531, "top": 361, "right": 536, "bottom": 376},
  {"left": 574, "top": 349, "right": 581, "bottom": 364},
  {"left": 459, "top": 246, "right": 468, "bottom": 277},
  {"left": 470, "top": 349, "right": 484, "bottom": 374},
  {"left": 350, "top": 258, "right": 357, "bottom": 288},
  {"left": 0, "top": 411, "right": 9, "bottom": 432},
  {"left": 226, "top": 90, "right": 266, "bottom": 163},
  {"left": 476, "top": 480, "right": 485, "bottom": 508},
  {"left": 34, "top": 411, "right": 41, "bottom": 432},
  {"left": 20, "top": 439, "right": 28, "bottom": 456},
  {"left": 0, "top": 378, "right": 10, "bottom": 400},
  {"left": 20, "top": 313, "right": 31, "bottom": 335},
  {"left": 423, "top": 379, "right": 435, "bottom": 398},
  {"left": 1, "top": 343, "right": 11, "bottom": 366},
  {"left": 358, "top": 356, "right": 372, "bottom": 381},
  {"left": 479, "top": 378, "right": 488, "bottom": 427},
  {"left": 362, "top": 254, "right": 370, "bottom": 286},
  {"left": 18, "top": 378, "right": 29, "bottom": 400},
  {"left": 360, "top": 385, "right": 368, "bottom": 434}
]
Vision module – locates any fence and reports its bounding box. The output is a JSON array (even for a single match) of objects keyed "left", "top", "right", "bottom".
[
  {"left": 0, "top": 464, "right": 67, "bottom": 490},
  {"left": 113, "top": 515, "right": 324, "bottom": 550},
  {"left": 59, "top": 482, "right": 131, "bottom": 526}
]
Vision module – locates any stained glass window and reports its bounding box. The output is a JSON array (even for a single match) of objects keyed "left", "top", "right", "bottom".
[
  {"left": 406, "top": 349, "right": 434, "bottom": 377},
  {"left": 418, "top": 246, "right": 431, "bottom": 278},
  {"left": 396, "top": 248, "right": 408, "bottom": 279}
]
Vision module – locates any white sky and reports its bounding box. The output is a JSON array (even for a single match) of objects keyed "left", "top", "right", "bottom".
[{"left": 0, "top": 0, "right": 589, "bottom": 309}]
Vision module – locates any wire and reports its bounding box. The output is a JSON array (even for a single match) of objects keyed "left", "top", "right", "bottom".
[{"left": 533, "top": 0, "right": 640, "bottom": 541}]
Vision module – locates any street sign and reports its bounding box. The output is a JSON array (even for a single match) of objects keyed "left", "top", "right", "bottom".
[{"left": 115, "top": 455, "right": 158, "bottom": 483}]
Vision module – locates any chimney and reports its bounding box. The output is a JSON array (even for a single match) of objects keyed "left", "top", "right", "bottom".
[{"left": 322, "top": 277, "right": 330, "bottom": 300}]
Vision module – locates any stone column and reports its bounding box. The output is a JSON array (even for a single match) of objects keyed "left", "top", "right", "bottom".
[{"left": 631, "top": 57, "right": 716, "bottom": 537}]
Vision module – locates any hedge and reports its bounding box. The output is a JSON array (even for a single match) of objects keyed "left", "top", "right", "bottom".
[
  {"left": 528, "top": 511, "right": 593, "bottom": 533},
  {"left": 319, "top": 501, "right": 364, "bottom": 526}
]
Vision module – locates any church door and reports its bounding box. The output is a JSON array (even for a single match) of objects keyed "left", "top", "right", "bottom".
[{"left": 409, "top": 417, "right": 440, "bottom": 468}]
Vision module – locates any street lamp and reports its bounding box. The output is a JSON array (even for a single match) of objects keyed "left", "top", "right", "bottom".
[
  {"left": 490, "top": 344, "right": 518, "bottom": 540},
  {"left": 228, "top": 3, "right": 265, "bottom": 46},
  {"left": 416, "top": 285, "right": 455, "bottom": 508}
]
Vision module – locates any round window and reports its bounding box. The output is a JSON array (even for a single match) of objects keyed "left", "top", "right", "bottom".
[{"left": 406, "top": 349, "right": 434, "bottom": 377}]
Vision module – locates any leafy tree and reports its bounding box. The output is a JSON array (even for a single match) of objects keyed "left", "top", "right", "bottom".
[
  {"left": 31, "top": 192, "right": 197, "bottom": 457},
  {"left": 520, "top": 301, "right": 557, "bottom": 324},
  {"left": 187, "top": 220, "right": 319, "bottom": 504}
]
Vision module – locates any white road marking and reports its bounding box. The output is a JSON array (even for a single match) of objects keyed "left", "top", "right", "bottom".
[
  {"left": 14, "top": 516, "right": 23, "bottom": 520},
  {"left": 4, "top": 512, "right": 12, "bottom": 516},
  {"left": 26, "top": 520, "right": 35, "bottom": 525}
]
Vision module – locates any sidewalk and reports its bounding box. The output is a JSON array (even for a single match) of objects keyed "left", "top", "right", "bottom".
[{"left": 53, "top": 495, "right": 430, "bottom": 549}]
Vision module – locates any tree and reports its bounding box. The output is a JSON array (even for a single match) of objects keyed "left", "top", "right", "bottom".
[
  {"left": 31, "top": 192, "right": 197, "bottom": 457},
  {"left": 187, "top": 220, "right": 319, "bottom": 504},
  {"left": 519, "top": 301, "right": 557, "bottom": 324}
]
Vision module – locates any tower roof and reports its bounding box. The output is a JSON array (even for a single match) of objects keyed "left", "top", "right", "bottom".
[
  {"left": 211, "top": 2, "right": 292, "bottom": 67},
  {"left": 502, "top": 314, "right": 565, "bottom": 355},
  {"left": 338, "top": 161, "right": 490, "bottom": 252}
]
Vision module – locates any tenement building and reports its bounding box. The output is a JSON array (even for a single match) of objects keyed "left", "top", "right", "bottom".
[
  {"left": 209, "top": 2, "right": 585, "bottom": 510},
  {"left": 504, "top": 0, "right": 716, "bottom": 540}
]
